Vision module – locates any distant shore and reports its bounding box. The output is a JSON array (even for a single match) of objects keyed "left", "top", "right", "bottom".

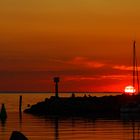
[{"left": 0, "top": 91, "right": 122, "bottom": 93}]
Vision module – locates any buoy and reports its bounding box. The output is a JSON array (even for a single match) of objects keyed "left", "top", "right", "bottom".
[{"left": 0, "top": 103, "right": 7, "bottom": 120}]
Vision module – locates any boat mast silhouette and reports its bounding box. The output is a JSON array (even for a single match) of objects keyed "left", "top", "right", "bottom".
[{"left": 133, "top": 41, "right": 139, "bottom": 94}]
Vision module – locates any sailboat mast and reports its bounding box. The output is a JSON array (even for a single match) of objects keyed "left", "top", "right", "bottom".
[
  {"left": 133, "top": 41, "right": 136, "bottom": 94},
  {"left": 133, "top": 41, "right": 140, "bottom": 94},
  {"left": 136, "top": 58, "right": 140, "bottom": 94}
]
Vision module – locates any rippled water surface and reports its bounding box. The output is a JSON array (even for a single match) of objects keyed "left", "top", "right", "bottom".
[{"left": 1, "top": 112, "right": 140, "bottom": 140}]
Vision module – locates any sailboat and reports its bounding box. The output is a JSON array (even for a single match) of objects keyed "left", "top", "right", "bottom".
[{"left": 120, "top": 41, "right": 140, "bottom": 113}]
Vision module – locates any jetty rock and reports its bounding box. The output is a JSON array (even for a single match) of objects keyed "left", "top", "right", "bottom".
[
  {"left": 24, "top": 95, "right": 140, "bottom": 116},
  {"left": 24, "top": 95, "right": 123, "bottom": 116}
]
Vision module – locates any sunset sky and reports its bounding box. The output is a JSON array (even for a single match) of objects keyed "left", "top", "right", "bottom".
[{"left": 0, "top": 0, "right": 140, "bottom": 92}]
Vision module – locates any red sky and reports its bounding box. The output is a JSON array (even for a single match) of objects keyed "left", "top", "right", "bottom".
[{"left": 0, "top": 0, "right": 140, "bottom": 92}]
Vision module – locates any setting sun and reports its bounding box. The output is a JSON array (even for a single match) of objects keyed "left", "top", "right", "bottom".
[{"left": 124, "top": 85, "right": 136, "bottom": 95}]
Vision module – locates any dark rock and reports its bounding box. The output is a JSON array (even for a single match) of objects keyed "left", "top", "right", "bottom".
[{"left": 9, "top": 131, "right": 28, "bottom": 140}]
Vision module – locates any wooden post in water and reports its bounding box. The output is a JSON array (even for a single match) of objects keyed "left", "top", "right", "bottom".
[{"left": 19, "top": 95, "right": 22, "bottom": 114}]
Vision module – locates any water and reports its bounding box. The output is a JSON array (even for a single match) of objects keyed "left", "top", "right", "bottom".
[{"left": 0, "top": 93, "right": 139, "bottom": 140}]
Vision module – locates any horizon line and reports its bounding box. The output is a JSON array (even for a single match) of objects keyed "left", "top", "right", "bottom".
[{"left": 0, "top": 91, "right": 123, "bottom": 94}]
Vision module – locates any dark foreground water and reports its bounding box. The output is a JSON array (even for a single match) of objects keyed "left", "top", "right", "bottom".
[
  {"left": 1, "top": 112, "right": 140, "bottom": 140},
  {"left": 0, "top": 93, "right": 139, "bottom": 140}
]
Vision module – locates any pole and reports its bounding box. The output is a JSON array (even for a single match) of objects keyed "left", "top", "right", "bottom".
[
  {"left": 19, "top": 95, "right": 22, "bottom": 113},
  {"left": 54, "top": 77, "right": 60, "bottom": 98},
  {"left": 55, "top": 82, "right": 58, "bottom": 98}
]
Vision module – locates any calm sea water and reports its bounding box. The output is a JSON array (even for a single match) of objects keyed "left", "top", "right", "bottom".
[{"left": 0, "top": 93, "right": 139, "bottom": 140}]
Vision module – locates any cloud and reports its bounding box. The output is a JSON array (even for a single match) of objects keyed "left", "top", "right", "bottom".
[
  {"left": 63, "top": 76, "right": 97, "bottom": 81},
  {"left": 113, "top": 65, "right": 140, "bottom": 71},
  {"left": 67, "top": 57, "right": 106, "bottom": 68},
  {"left": 63, "top": 73, "right": 131, "bottom": 82},
  {"left": 100, "top": 74, "right": 131, "bottom": 80}
]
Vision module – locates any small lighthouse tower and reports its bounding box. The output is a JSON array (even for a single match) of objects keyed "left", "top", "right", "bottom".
[{"left": 53, "top": 77, "right": 60, "bottom": 98}]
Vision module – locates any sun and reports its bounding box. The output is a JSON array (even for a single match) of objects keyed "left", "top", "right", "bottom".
[{"left": 124, "top": 85, "right": 136, "bottom": 95}]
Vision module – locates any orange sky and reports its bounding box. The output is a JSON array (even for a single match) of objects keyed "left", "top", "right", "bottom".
[{"left": 0, "top": 0, "right": 140, "bottom": 92}]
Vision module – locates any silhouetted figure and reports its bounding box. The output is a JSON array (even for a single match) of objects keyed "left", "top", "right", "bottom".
[
  {"left": 84, "top": 94, "right": 87, "bottom": 98},
  {"left": 27, "top": 104, "right": 30, "bottom": 108},
  {"left": 53, "top": 77, "right": 60, "bottom": 98},
  {"left": 0, "top": 104, "right": 7, "bottom": 121},
  {"left": 71, "top": 93, "right": 75, "bottom": 98},
  {"left": 9, "top": 131, "right": 28, "bottom": 140},
  {"left": 88, "top": 94, "right": 92, "bottom": 98}
]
